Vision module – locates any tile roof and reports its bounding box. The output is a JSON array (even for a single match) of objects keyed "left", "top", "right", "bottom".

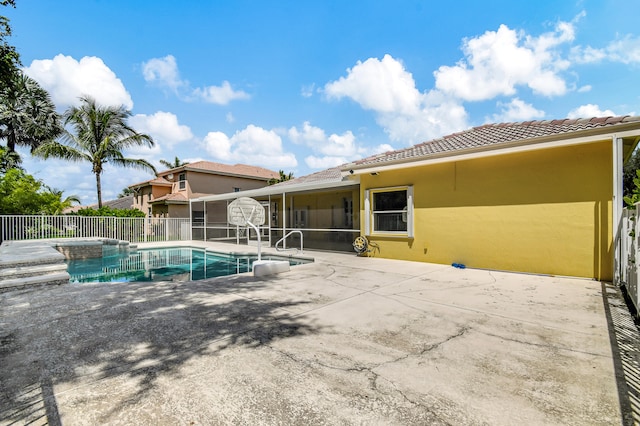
[
  {"left": 151, "top": 192, "right": 188, "bottom": 204},
  {"left": 348, "top": 116, "right": 640, "bottom": 169},
  {"left": 160, "top": 161, "right": 279, "bottom": 180},
  {"left": 128, "top": 176, "right": 172, "bottom": 188},
  {"left": 63, "top": 195, "right": 135, "bottom": 213},
  {"left": 271, "top": 166, "right": 345, "bottom": 187},
  {"left": 102, "top": 195, "right": 135, "bottom": 210}
]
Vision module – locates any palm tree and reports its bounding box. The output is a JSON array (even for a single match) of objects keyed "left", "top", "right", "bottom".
[
  {"left": 118, "top": 187, "right": 133, "bottom": 198},
  {"left": 35, "top": 96, "right": 157, "bottom": 208},
  {"left": 0, "top": 145, "right": 21, "bottom": 173},
  {"left": 0, "top": 72, "right": 62, "bottom": 153},
  {"left": 159, "top": 156, "right": 188, "bottom": 170},
  {"left": 268, "top": 170, "right": 294, "bottom": 185},
  {"left": 44, "top": 187, "right": 81, "bottom": 214},
  {"left": 0, "top": 3, "right": 21, "bottom": 93}
]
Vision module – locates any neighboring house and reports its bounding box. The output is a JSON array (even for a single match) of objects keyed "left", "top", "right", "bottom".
[
  {"left": 129, "top": 161, "right": 279, "bottom": 218},
  {"left": 63, "top": 195, "right": 135, "bottom": 214},
  {"left": 193, "top": 116, "right": 640, "bottom": 281}
]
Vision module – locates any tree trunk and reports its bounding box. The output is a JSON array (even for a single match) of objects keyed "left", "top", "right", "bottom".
[
  {"left": 96, "top": 172, "right": 102, "bottom": 209},
  {"left": 7, "top": 126, "right": 16, "bottom": 152}
]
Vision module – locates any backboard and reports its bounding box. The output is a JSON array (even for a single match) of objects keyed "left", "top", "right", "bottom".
[{"left": 227, "top": 197, "right": 266, "bottom": 226}]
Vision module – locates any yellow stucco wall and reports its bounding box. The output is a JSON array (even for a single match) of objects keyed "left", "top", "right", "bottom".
[{"left": 360, "top": 141, "right": 613, "bottom": 280}]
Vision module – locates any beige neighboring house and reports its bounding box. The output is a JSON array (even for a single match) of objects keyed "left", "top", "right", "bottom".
[{"left": 129, "top": 161, "right": 279, "bottom": 218}]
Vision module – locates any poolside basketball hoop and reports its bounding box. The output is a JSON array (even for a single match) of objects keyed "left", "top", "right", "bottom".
[{"left": 228, "top": 197, "right": 266, "bottom": 261}]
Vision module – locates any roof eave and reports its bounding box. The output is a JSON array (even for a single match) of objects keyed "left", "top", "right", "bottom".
[
  {"left": 128, "top": 180, "right": 173, "bottom": 189},
  {"left": 342, "top": 123, "right": 640, "bottom": 176},
  {"left": 179, "top": 166, "right": 276, "bottom": 181}
]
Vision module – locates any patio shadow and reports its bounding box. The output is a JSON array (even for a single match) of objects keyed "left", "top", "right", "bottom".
[
  {"left": 0, "top": 273, "right": 321, "bottom": 424},
  {"left": 601, "top": 282, "right": 640, "bottom": 425}
]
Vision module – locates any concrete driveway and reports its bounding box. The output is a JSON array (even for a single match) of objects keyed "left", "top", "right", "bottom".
[{"left": 0, "top": 243, "right": 634, "bottom": 425}]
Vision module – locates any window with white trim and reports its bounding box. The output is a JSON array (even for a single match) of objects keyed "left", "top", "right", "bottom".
[{"left": 364, "top": 186, "right": 413, "bottom": 237}]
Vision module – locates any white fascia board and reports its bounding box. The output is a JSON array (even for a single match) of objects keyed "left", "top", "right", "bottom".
[
  {"left": 191, "top": 178, "right": 359, "bottom": 203},
  {"left": 342, "top": 129, "right": 640, "bottom": 176}
]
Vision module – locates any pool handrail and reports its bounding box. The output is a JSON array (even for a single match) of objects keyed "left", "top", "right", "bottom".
[{"left": 276, "top": 230, "right": 303, "bottom": 254}]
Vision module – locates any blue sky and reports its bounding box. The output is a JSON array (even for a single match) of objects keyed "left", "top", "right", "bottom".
[{"left": 5, "top": 0, "right": 640, "bottom": 205}]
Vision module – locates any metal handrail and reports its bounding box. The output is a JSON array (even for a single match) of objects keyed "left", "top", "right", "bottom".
[{"left": 275, "top": 230, "right": 303, "bottom": 253}]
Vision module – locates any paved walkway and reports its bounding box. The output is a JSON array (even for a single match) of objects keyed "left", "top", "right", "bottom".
[{"left": 0, "top": 242, "right": 638, "bottom": 425}]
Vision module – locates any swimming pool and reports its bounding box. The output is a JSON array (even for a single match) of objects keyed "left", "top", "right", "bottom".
[{"left": 65, "top": 246, "right": 311, "bottom": 283}]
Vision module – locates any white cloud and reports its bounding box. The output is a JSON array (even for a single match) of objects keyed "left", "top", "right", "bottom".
[
  {"left": 141, "top": 55, "right": 185, "bottom": 92},
  {"left": 324, "top": 55, "right": 468, "bottom": 145},
  {"left": 288, "top": 121, "right": 372, "bottom": 169},
  {"left": 125, "top": 112, "right": 193, "bottom": 161},
  {"left": 203, "top": 125, "right": 297, "bottom": 168},
  {"left": 570, "top": 45, "right": 607, "bottom": 64},
  {"left": 142, "top": 55, "right": 249, "bottom": 105},
  {"left": 606, "top": 35, "right": 640, "bottom": 64},
  {"left": 572, "top": 34, "right": 640, "bottom": 64},
  {"left": 202, "top": 131, "right": 233, "bottom": 161},
  {"left": 129, "top": 111, "right": 193, "bottom": 150},
  {"left": 288, "top": 121, "right": 329, "bottom": 145},
  {"left": 23, "top": 54, "right": 133, "bottom": 109},
  {"left": 304, "top": 141, "right": 395, "bottom": 170},
  {"left": 305, "top": 155, "right": 349, "bottom": 169},
  {"left": 567, "top": 104, "right": 616, "bottom": 119},
  {"left": 226, "top": 112, "right": 235, "bottom": 123},
  {"left": 301, "top": 83, "right": 316, "bottom": 98},
  {"left": 577, "top": 84, "right": 592, "bottom": 93},
  {"left": 491, "top": 98, "right": 545, "bottom": 122},
  {"left": 192, "top": 81, "right": 250, "bottom": 105},
  {"left": 325, "top": 55, "right": 422, "bottom": 115},
  {"left": 434, "top": 20, "right": 575, "bottom": 101}
]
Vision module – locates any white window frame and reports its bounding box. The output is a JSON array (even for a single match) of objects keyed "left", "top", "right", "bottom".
[{"left": 364, "top": 186, "right": 413, "bottom": 237}]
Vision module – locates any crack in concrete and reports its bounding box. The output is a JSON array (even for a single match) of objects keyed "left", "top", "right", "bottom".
[
  {"left": 266, "top": 326, "right": 469, "bottom": 423},
  {"left": 476, "top": 330, "right": 610, "bottom": 358}
]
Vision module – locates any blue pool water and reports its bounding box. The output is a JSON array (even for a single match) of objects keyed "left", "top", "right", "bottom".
[{"left": 66, "top": 247, "right": 311, "bottom": 283}]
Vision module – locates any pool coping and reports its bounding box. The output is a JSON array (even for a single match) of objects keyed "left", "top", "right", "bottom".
[{"left": 0, "top": 238, "right": 136, "bottom": 292}]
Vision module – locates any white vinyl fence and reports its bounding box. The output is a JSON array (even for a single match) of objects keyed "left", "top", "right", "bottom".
[
  {"left": 0, "top": 215, "right": 191, "bottom": 244},
  {"left": 617, "top": 207, "right": 640, "bottom": 314}
]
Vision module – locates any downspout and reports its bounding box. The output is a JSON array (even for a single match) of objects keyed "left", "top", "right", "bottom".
[{"left": 613, "top": 136, "right": 624, "bottom": 284}]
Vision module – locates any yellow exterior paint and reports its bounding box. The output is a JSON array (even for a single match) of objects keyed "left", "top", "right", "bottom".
[{"left": 360, "top": 140, "right": 613, "bottom": 280}]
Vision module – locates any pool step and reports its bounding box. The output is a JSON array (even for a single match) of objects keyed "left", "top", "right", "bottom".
[
  {"left": 0, "top": 272, "right": 70, "bottom": 292},
  {"left": 0, "top": 242, "right": 70, "bottom": 292},
  {"left": 0, "top": 262, "right": 68, "bottom": 279}
]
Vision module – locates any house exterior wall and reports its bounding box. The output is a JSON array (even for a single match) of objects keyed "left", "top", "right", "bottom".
[
  {"left": 359, "top": 140, "right": 613, "bottom": 280},
  {"left": 132, "top": 186, "right": 171, "bottom": 215},
  {"left": 168, "top": 204, "right": 189, "bottom": 218},
  {"left": 186, "top": 172, "right": 268, "bottom": 195},
  {"left": 131, "top": 171, "right": 272, "bottom": 218}
]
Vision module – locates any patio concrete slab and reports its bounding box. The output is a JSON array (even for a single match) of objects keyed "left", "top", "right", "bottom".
[{"left": 0, "top": 242, "right": 635, "bottom": 425}]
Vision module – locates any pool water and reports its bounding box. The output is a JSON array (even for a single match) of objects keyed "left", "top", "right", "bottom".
[{"left": 66, "top": 247, "right": 311, "bottom": 283}]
